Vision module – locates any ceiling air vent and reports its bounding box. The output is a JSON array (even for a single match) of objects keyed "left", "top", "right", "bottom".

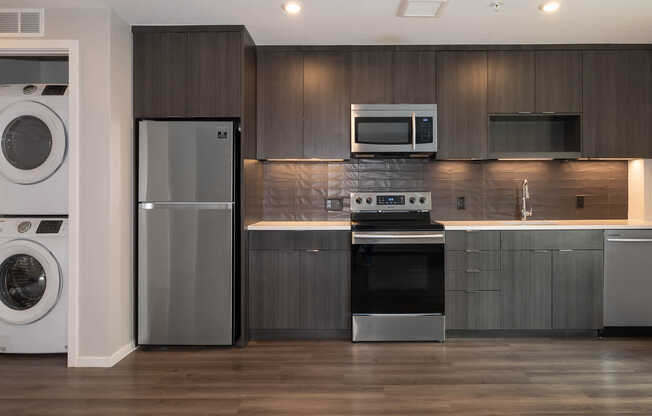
[
  {"left": 0, "top": 9, "right": 44, "bottom": 37},
  {"left": 397, "top": 0, "right": 448, "bottom": 17}
]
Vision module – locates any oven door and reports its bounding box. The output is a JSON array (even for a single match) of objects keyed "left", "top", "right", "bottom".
[{"left": 351, "top": 233, "right": 445, "bottom": 315}]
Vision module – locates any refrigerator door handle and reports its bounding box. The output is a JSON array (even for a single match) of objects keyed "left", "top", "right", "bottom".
[{"left": 139, "top": 202, "right": 235, "bottom": 210}]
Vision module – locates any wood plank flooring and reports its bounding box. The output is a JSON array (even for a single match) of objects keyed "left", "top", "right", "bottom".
[{"left": 2, "top": 338, "right": 652, "bottom": 415}]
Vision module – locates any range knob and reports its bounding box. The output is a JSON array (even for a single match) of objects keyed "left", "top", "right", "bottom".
[
  {"left": 366, "top": 197, "right": 373, "bottom": 204},
  {"left": 355, "top": 197, "right": 362, "bottom": 204},
  {"left": 419, "top": 197, "right": 427, "bottom": 204},
  {"left": 409, "top": 197, "right": 416, "bottom": 204}
]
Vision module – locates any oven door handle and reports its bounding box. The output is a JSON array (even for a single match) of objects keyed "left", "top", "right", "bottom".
[{"left": 354, "top": 233, "right": 444, "bottom": 239}]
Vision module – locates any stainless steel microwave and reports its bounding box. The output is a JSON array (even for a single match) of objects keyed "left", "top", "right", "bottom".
[{"left": 351, "top": 104, "right": 437, "bottom": 155}]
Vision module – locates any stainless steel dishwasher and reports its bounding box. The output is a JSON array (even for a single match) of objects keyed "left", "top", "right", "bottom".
[{"left": 604, "top": 230, "right": 652, "bottom": 327}]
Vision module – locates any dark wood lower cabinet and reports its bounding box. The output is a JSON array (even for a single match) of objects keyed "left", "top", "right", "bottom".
[
  {"left": 249, "top": 246, "right": 350, "bottom": 336},
  {"left": 501, "top": 250, "right": 552, "bottom": 329},
  {"left": 446, "top": 291, "right": 502, "bottom": 330},
  {"left": 552, "top": 250, "right": 603, "bottom": 330}
]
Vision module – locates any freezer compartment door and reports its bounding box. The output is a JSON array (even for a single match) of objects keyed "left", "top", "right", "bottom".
[
  {"left": 138, "top": 202, "right": 233, "bottom": 345},
  {"left": 138, "top": 120, "right": 234, "bottom": 202},
  {"left": 604, "top": 230, "right": 652, "bottom": 326}
]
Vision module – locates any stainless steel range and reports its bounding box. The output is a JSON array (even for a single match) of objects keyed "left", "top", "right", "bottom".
[{"left": 350, "top": 191, "right": 445, "bottom": 342}]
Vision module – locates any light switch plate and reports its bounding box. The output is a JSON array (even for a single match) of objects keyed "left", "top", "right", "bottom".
[{"left": 326, "top": 198, "right": 344, "bottom": 211}]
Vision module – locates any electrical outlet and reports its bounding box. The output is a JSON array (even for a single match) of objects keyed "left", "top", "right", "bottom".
[
  {"left": 576, "top": 195, "right": 585, "bottom": 209},
  {"left": 325, "top": 198, "right": 343, "bottom": 211},
  {"left": 457, "top": 196, "right": 465, "bottom": 210}
]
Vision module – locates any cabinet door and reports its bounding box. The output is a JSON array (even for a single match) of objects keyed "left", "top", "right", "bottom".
[
  {"left": 257, "top": 51, "right": 304, "bottom": 159},
  {"left": 436, "top": 52, "right": 488, "bottom": 159},
  {"left": 535, "top": 50, "right": 581, "bottom": 113},
  {"left": 501, "top": 251, "right": 552, "bottom": 329},
  {"left": 582, "top": 50, "right": 652, "bottom": 158},
  {"left": 303, "top": 52, "right": 351, "bottom": 159},
  {"left": 553, "top": 250, "right": 603, "bottom": 329},
  {"left": 392, "top": 51, "right": 436, "bottom": 104},
  {"left": 300, "top": 250, "right": 350, "bottom": 330},
  {"left": 134, "top": 32, "right": 188, "bottom": 117},
  {"left": 350, "top": 50, "right": 393, "bottom": 104},
  {"left": 446, "top": 291, "right": 502, "bottom": 330},
  {"left": 488, "top": 51, "right": 536, "bottom": 113},
  {"left": 187, "top": 31, "right": 242, "bottom": 117},
  {"left": 248, "top": 250, "right": 301, "bottom": 329}
]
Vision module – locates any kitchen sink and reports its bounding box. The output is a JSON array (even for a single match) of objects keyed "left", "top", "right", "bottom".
[{"left": 498, "top": 221, "right": 560, "bottom": 226}]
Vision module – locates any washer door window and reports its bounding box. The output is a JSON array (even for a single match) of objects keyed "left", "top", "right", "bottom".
[
  {"left": 0, "top": 240, "right": 61, "bottom": 325},
  {"left": 0, "top": 101, "right": 66, "bottom": 184}
]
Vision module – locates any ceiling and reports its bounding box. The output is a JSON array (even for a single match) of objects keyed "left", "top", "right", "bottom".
[{"left": 3, "top": 0, "right": 652, "bottom": 45}]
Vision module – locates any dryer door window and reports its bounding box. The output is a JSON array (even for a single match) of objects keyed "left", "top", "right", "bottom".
[
  {"left": 0, "top": 254, "right": 46, "bottom": 310},
  {"left": 2, "top": 115, "right": 53, "bottom": 170},
  {"left": 0, "top": 101, "right": 66, "bottom": 185},
  {"left": 0, "top": 240, "right": 60, "bottom": 325}
]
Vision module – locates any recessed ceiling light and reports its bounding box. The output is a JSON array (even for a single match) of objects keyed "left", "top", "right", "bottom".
[
  {"left": 539, "top": 1, "right": 560, "bottom": 13},
  {"left": 281, "top": 1, "right": 302, "bottom": 15}
]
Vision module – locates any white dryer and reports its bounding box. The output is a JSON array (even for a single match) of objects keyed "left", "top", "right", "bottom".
[
  {"left": 0, "top": 84, "right": 68, "bottom": 215},
  {"left": 0, "top": 217, "right": 67, "bottom": 353}
]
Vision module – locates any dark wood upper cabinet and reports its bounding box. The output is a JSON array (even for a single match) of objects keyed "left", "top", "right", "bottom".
[
  {"left": 303, "top": 52, "right": 351, "bottom": 159},
  {"left": 134, "top": 32, "right": 188, "bottom": 118},
  {"left": 392, "top": 51, "right": 436, "bottom": 104},
  {"left": 535, "top": 50, "right": 581, "bottom": 113},
  {"left": 582, "top": 50, "right": 652, "bottom": 158},
  {"left": 436, "top": 51, "right": 488, "bottom": 159},
  {"left": 187, "top": 31, "right": 242, "bottom": 117},
  {"left": 257, "top": 50, "right": 304, "bottom": 159},
  {"left": 488, "top": 51, "right": 536, "bottom": 113},
  {"left": 350, "top": 50, "right": 393, "bottom": 104}
]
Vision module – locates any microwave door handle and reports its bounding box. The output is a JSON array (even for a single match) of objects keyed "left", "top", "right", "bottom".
[{"left": 412, "top": 112, "right": 416, "bottom": 150}]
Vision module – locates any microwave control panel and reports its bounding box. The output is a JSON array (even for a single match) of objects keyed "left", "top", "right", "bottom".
[{"left": 416, "top": 117, "right": 434, "bottom": 144}]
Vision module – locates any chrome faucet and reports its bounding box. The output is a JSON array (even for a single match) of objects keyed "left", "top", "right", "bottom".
[{"left": 521, "top": 179, "right": 533, "bottom": 221}]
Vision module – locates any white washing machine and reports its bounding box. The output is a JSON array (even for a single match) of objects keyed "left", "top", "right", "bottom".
[
  {"left": 0, "top": 217, "right": 67, "bottom": 353},
  {"left": 0, "top": 84, "right": 68, "bottom": 215}
]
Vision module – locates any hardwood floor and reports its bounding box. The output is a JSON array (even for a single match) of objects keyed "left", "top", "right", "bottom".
[{"left": 2, "top": 338, "right": 652, "bottom": 415}]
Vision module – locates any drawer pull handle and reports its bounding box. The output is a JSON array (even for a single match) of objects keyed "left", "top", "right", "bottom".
[
  {"left": 466, "top": 269, "right": 481, "bottom": 273},
  {"left": 559, "top": 249, "right": 574, "bottom": 252},
  {"left": 305, "top": 249, "right": 320, "bottom": 253},
  {"left": 465, "top": 249, "right": 480, "bottom": 253}
]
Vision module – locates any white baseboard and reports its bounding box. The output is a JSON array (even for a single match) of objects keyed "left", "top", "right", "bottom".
[{"left": 71, "top": 341, "right": 136, "bottom": 368}]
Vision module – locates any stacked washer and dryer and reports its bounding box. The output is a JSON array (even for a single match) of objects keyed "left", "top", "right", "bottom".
[{"left": 0, "top": 83, "right": 69, "bottom": 353}]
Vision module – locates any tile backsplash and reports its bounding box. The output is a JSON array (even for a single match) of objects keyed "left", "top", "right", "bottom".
[{"left": 263, "top": 159, "right": 628, "bottom": 221}]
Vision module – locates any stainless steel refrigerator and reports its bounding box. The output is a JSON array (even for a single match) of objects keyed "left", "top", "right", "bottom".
[{"left": 137, "top": 120, "right": 239, "bottom": 346}]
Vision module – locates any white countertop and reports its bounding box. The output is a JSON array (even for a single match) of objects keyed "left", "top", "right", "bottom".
[
  {"left": 247, "top": 219, "right": 652, "bottom": 231},
  {"left": 247, "top": 221, "right": 351, "bottom": 231},
  {"left": 440, "top": 220, "right": 652, "bottom": 230}
]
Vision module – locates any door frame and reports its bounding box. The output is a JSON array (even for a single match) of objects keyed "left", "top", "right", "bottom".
[{"left": 0, "top": 39, "right": 81, "bottom": 367}]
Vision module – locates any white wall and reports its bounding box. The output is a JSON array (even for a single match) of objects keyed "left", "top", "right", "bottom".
[{"left": 1, "top": 8, "right": 134, "bottom": 364}]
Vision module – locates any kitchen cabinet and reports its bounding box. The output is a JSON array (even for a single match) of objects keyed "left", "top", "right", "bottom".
[
  {"left": 133, "top": 31, "right": 188, "bottom": 118},
  {"left": 248, "top": 231, "right": 351, "bottom": 337},
  {"left": 257, "top": 51, "right": 304, "bottom": 159},
  {"left": 436, "top": 51, "right": 488, "bottom": 159},
  {"left": 303, "top": 52, "right": 351, "bottom": 159},
  {"left": 257, "top": 49, "right": 351, "bottom": 159},
  {"left": 248, "top": 250, "right": 302, "bottom": 329},
  {"left": 488, "top": 51, "right": 536, "bottom": 114},
  {"left": 582, "top": 50, "right": 652, "bottom": 158},
  {"left": 350, "top": 49, "right": 436, "bottom": 104},
  {"left": 392, "top": 51, "right": 436, "bottom": 104},
  {"left": 535, "top": 50, "right": 581, "bottom": 113},
  {"left": 501, "top": 250, "right": 552, "bottom": 329},
  {"left": 446, "top": 291, "right": 502, "bottom": 330},
  {"left": 187, "top": 31, "right": 242, "bottom": 117},
  {"left": 552, "top": 250, "right": 603, "bottom": 329},
  {"left": 350, "top": 49, "right": 393, "bottom": 104}
]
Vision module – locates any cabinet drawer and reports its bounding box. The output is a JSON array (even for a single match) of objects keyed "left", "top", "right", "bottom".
[
  {"left": 446, "top": 290, "right": 502, "bottom": 330},
  {"left": 249, "top": 231, "right": 350, "bottom": 250},
  {"left": 446, "top": 270, "right": 501, "bottom": 291},
  {"left": 501, "top": 230, "right": 603, "bottom": 250},
  {"left": 446, "top": 251, "right": 501, "bottom": 271},
  {"left": 446, "top": 231, "right": 501, "bottom": 251}
]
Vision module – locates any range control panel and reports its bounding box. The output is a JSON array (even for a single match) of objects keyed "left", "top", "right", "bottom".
[{"left": 350, "top": 192, "right": 431, "bottom": 212}]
